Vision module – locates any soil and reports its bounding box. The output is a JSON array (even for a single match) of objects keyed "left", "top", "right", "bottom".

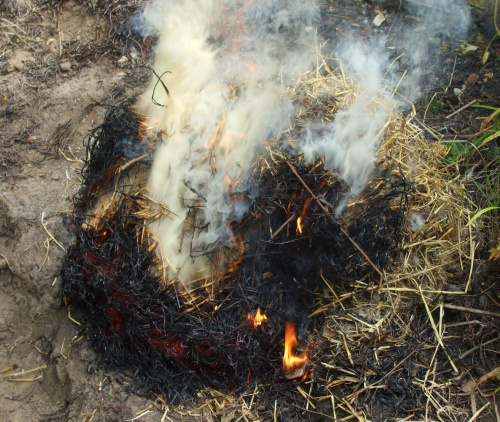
[{"left": 0, "top": 1, "right": 499, "bottom": 421}]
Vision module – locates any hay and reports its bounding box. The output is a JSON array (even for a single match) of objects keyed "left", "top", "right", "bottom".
[{"left": 62, "top": 55, "right": 476, "bottom": 420}]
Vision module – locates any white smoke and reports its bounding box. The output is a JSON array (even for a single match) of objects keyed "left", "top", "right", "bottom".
[
  {"left": 301, "top": 0, "right": 471, "bottom": 212},
  {"left": 136, "top": 0, "right": 319, "bottom": 283},
  {"left": 136, "top": 0, "right": 471, "bottom": 283},
  {"left": 303, "top": 42, "right": 392, "bottom": 199}
]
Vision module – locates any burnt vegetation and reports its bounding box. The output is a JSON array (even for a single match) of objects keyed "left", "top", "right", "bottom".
[{"left": 61, "top": 100, "right": 412, "bottom": 408}]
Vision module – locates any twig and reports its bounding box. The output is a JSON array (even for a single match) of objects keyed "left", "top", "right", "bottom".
[
  {"left": 339, "top": 225, "right": 384, "bottom": 284},
  {"left": 3, "top": 364, "right": 47, "bottom": 379},
  {"left": 286, "top": 162, "right": 325, "bottom": 209},
  {"left": 269, "top": 212, "right": 296, "bottom": 240},
  {"left": 467, "top": 402, "right": 490, "bottom": 422},
  {"left": 41, "top": 211, "right": 66, "bottom": 252},
  {"left": 418, "top": 288, "right": 458, "bottom": 373},
  {"left": 118, "top": 153, "right": 149, "bottom": 173},
  {"left": 443, "top": 303, "right": 500, "bottom": 318},
  {"left": 459, "top": 335, "right": 500, "bottom": 360},
  {"left": 286, "top": 161, "right": 384, "bottom": 281},
  {"left": 446, "top": 99, "right": 477, "bottom": 119},
  {"left": 0, "top": 252, "right": 14, "bottom": 273}
]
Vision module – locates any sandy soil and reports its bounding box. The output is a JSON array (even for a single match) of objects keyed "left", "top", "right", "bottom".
[
  {"left": 1, "top": 1, "right": 499, "bottom": 421},
  {"left": 0, "top": 1, "right": 161, "bottom": 420}
]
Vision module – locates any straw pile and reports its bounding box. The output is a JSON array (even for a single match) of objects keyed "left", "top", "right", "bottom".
[{"left": 62, "top": 55, "right": 475, "bottom": 420}]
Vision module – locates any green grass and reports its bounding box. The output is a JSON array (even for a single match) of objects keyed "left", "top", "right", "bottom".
[
  {"left": 421, "top": 93, "right": 449, "bottom": 119},
  {"left": 446, "top": 105, "right": 500, "bottom": 211}
]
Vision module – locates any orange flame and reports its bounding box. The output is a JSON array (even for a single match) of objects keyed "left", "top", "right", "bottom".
[
  {"left": 296, "top": 216, "right": 304, "bottom": 235},
  {"left": 247, "top": 307, "right": 268, "bottom": 328},
  {"left": 283, "top": 321, "right": 308, "bottom": 377}
]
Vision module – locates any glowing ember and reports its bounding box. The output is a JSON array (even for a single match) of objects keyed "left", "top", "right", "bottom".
[
  {"left": 247, "top": 307, "right": 268, "bottom": 328},
  {"left": 283, "top": 321, "right": 308, "bottom": 379},
  {"left": 296, "top": 216, "right": 304, "bottom": 235}
]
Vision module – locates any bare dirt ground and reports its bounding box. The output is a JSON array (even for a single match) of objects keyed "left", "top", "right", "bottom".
[
  {"left": 0, "top": 1, "right": 159, "bottom": 420},
  {"left": 1, "top": 1, "right": 499, "bottom": 421}
]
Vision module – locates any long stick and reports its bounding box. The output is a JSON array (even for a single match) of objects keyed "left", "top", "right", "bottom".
[
  {"left": 286, "top": 161, "right": 384, "bottom": 281},
  {"left": 443, "top": 303, "right": 500, "bottom": 318},
  {"left": 269, "top": 213, "right": 296, "bottom": 240}
]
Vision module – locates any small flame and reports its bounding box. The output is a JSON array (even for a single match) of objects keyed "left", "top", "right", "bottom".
[
  {"left": 283, "top": 321, "right": 308, "bottom": 378},
  {"left": 247, "top": 307, "right": 268, "bottom": 328},
  {"left": 296, "top": 216, "right": 304, "bottom": 235}
]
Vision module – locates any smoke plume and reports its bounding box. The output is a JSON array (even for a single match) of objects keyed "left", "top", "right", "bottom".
[
  {"left": 302, "top": 0, "right": 471, "bottom": 213},
  {"left": 136, "top": 0, "right": 318, "bottom": 283},
  {"left": 136, "top": 0, "right": 471, "bottom": 282}
]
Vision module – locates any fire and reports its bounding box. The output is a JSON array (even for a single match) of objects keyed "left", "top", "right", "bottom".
[
  {"left": 296, "top": 216, "right": 304, "bottom": 235},
  {"left": 247, "top": 307, "right": 268, "bottom": 328},
  {"left": 283, "top": 321, "right": 308, "bottom": 379}
]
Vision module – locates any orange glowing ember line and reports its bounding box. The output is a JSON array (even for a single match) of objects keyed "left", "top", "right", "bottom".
[
  {"left": 247, "top": 307, "right": 268, "bottom": 328},
  {"left": 296, "top": 216, "right": 304, "bottom": 235},
  {"left": 283, "top": 321, "right": 308, "bottom": 370}
]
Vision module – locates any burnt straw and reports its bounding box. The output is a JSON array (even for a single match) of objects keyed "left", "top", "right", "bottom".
[{"left": 61, "top": 101, "right": 411, "bottom": 401}]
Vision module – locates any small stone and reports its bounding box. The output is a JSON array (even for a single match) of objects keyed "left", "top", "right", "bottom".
[
  {"left": 0, "top": 257, "right": 7, "bottom": 271},
  {"left": 373, "top": 12, "right": 386, "bottom": 27},
  {"left": 59, "top": 61, "right": 71, "bottom": 72},
  {"left": 116, "top": 56, "right": 128, "bottom": 68},
  {"left": 466, "top": 73, "right": 479, "bottom": 86}
]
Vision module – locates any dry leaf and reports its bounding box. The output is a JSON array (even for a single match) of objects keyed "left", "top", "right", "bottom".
[
  {"left": 322, "top": 325, "right": 336, "bottom": 339},
  {"left": 461, "top": 379, "right": 476, "bottom": 393},
  {"left": 462, "top": 43, "right": 478, "bottom": 54}
]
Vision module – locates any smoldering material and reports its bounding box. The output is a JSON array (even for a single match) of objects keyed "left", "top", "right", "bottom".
[
  {"left": 136, "top": 0, "right": 319, "bottom": 284},
  {"left": 301, "top": 0, "right": 471, "bottom": 212}
]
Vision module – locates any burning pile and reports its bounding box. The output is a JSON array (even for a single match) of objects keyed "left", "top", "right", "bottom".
[
  {"left": 62, "top": 94, "right": 410, "bottom": 397},
  {"left": 61, "top": 0, "right": 473, "bottom": 416}
]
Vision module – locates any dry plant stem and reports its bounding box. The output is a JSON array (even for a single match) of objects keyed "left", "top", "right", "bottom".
[
  {"left": 41, "top": 211, "right": 66, "bottom": 251},
  {"left": 459, "top": 335, "right": 500, "bottom": 360},
  {"left": 472, "top": 366, "right": 500, "bottom": 396},
  {"left": 443, "top": 303, "right": 500, "bottom": 318},
  {"left": 3, "top": 364, "right": 47, "bottom": 379},
  {"left": 118, "top": 153, "right": 150, "bottom": 173},
  {"left": 413, "top": 117, "right": 441, "bottom": 140},
  {"left": 418, "top": 287, "right": 459, "bottom": 373},
  {"left": 286, "top": 161, "right": 384, "bottom": 281},
  {"left": 0, "top": 252, "right": 14, "bottom": 273},
  {"left": 467, "top": 402, "right": 491, "bottom": 422},
  {"left": 7, "top": 376, "right": 43, "bottom": 382},
  {"left": 269, "top": 212, "right": 296, "bottom": 240},
  {"left": 291, "top": 405, "right": 336, "bottom": 421},
  {"left": 0, "top": 366, "right": 16, "bottom": 374},
  {"left": 445, "top": 99, "right": 477, "bottom": 119}
]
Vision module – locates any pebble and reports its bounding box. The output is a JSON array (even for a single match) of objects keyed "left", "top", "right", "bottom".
[
  {"left": 373, "top": 12, "right": 386, "bottom": 27},
  {"left": 466, "top": 73, "right": 479, "bottom": 86},
  {"left": 59, "top": 61, "right": 71, "bottom": 72},
  {"left": 116, "top": 56, "right": 129, "bottom": 68}
]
